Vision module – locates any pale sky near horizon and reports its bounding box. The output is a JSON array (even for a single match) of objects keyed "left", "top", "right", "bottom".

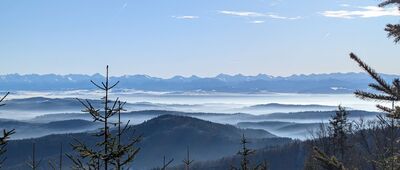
[{"left": 0, "top": 0, "right": 399, "bottom": 78}]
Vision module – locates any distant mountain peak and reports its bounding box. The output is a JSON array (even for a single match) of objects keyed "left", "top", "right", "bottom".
[{"left": 0, "top": 72, "right": 398, "bottom": 93}]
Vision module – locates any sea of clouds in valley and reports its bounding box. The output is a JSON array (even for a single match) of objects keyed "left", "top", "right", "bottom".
[{"left": 0, "top": 89, "right": 385, "bottom": 139}]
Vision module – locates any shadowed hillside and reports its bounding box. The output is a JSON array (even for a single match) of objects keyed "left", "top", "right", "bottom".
[
  {"left": 3, "top": 114, "right": 290, "bottom": 169},
  {"left": 0, "top": 119, "right": 101, "bottom": 139}
]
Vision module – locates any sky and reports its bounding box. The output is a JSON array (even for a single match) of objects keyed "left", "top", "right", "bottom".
[{"left": 0, "top": 0, "right": 399, "bottom": 78}]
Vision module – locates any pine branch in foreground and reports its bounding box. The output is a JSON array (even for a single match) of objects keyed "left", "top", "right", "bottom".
[
  {"left": 0, "top": 92, "right": 14, "bottom": 168},
  {"left": 312, "top": 147, "right": 346, "bottom": 170},
  {"left": 350, "top": 53, "right": 400, "bottom": 169},
  {"left": 378, "top": 0, "right": 400, "bottom": 43}
]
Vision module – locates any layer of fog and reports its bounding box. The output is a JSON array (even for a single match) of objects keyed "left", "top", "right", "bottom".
[
  {"left": 7, "top": 90, "right": 379, "bottom": 112},
  {"left": 0, "top": 90, "right": 383, "bottom": 140}
]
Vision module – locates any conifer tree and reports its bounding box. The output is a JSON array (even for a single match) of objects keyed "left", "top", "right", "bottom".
[
  {"left": 350, "top": 53, "right": 400, "bottom": 169},
  {"left": 329, "top": 105, "right": 351, "bottom": 161},
  {"left": 182, "top": 147, "right": 194, "bottom": 170},
  {"left": 49, "top": 143, "right": 63, "bottom": 170},
  {"left": 67, "top": 66, "right": 141, "bottom": 170},
  {"left": 111, "top": 100, "right": 141, "bottom": 170},
  {"left": 238, "top": 134, "right": 254, "bottom": 170},
  {"left": 378, "top": 0, "right": 400, "bottom": 43},
  {"left": 161, "top": 156, "right": 174, "bottom": 170},
  {"left": 310, "top": 106, "right": 351, "bottom": 170},
  {"left": 27, "top": 143, "right": 41, "bottom": 170},
  {"left": 232, "top": 134, "right": 267, "bottom": 170},
  {"left": 0, "top": 92, "right": 14, "bottom": 168}
]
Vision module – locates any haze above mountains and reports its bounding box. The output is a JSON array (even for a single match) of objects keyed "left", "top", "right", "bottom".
[{"left": 0, "top": 72, "right": 398, "bottom": 93}]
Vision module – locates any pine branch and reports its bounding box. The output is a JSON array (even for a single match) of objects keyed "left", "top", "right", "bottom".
[
  {"left": 313, "top": 147, "right": 346, "bottom": 170},
  {"left": 378, "top": 0, "right": 400, "bottom": 7},
  {"left": 350, "top": 53, "right": 393, "bottom": 95},
  {"left": 377, "top": 0, "right": 400, "bottom": 43},
  {"left": 161, "top": 156, "right": 174, "bottom": 170},
  {"left": 0, "top": 93, "right": 13, "bottom": 168},
  {"left": 0, "top": 92, "right": 9, "bottom": 107},
  {"left": 385, "top": 24, "right": 400, "bottom": 43}
]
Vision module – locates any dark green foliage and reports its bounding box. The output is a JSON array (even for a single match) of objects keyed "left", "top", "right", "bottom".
[
  {"left": 350, "top": 53, "right": 400, "bottom": 169},
  {"left": 112, "top": 101, "right": 142, "bottom": 169},
  {"left": 0, "top": 128, "right": 14, "bottom": 167},
  {"left": 67, "top": 66, "right": 141, "bottom": 170},
  {"left": 312, "top": 147, "right": 346, "bottom": 170},
  {"left": 385, "top": 24, "right": 400, "bottom": 43},
  {"left": 0, "top": 92, "right": 14, "bottom": 168},
  {"left": 231, "top": 134, "right": 269, "bottom": 170},
  {"left": 350, "top": 53, "right": 400, "bottom": 107},
  {"left": 379, "top": 0, "right": 400, "bottom": 7},
  {"left": 306, "top": 106, "right": 351, "bottom": 170},
  {"left": 329, "top": 106, "right": 351, "bottom": 161},
  {"left": 237, "top": 134, "right": 254, "bottom": 170},
  {"left": 378, "top": 0, "right": 400, "bottom": 43},
  {"left": 303, "top": 53, "right": 400, "bottom": 169}
]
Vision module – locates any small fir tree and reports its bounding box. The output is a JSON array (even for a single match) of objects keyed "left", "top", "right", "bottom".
[{"left": 67, "top": 66, "right": 141, "bottom": 170}]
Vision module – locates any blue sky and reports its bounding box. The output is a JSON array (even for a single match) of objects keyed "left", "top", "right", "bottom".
[{"left": 0, "top": 0, "right": 399, "bottom": 78}]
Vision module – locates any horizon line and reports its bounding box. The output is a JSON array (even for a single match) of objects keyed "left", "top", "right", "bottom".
[{"left": 0, "top": 71, "right": 395, "bottom": 79}]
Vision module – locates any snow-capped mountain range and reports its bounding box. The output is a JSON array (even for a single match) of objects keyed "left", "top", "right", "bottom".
[{"left": 0, "top": 72, "right": 397, "bottom": 93}]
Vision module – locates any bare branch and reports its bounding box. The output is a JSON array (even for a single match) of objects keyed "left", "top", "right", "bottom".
[{"left": 91, "top": 80, "right": 106, "bottom": 90}]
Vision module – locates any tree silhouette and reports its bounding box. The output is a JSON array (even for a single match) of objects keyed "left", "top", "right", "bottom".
[
  {"left": 182, "top": 147, "right": 194, "bottom": 170},
  {"left": 49, "top": 143, "right": 63, "bottom": 170},
  {"left": 329, "top": 105, "right": 351, "bottom": 161},
  {"left": 26, "top": 143, "right": 41, "bottom": 170},
  {"left": 67, "top": 66, "right": 141, "bottom": 170},
  {"left": 378, "top": 0, "right": 400, "bottom": 43},
  {"left": 111, "top": 100, "right": 141, "bottom": 170},
  {"left": 161, "top": 156, "right": 174, "bottom": 170},
  {"left": 0, "top": 92, "right": 14, "bottom": 168},
  {"left": 238, "top": 134, "right": 254, "bottom": 170},
  {"left": 232, "top": 134, "right": 267, "bottom": 170},
  {"left": 309, "top": 106, "right": 351, "bottom": 169},
  {"left": 350, "top": 53, "right": 400, "bottom": 169}
]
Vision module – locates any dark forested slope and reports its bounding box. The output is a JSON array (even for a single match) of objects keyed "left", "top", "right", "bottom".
[{"left": 3, "top": 115, "right": 290, "bottom": 169}]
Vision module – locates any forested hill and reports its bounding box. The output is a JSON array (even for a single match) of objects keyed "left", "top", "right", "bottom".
[{"left": 3, "top": 115, "right": 290, "bottom": 169}]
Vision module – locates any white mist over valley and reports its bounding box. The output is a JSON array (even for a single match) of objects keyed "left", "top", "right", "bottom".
[
  {"left": 0, "top": 89, "right": 382, "bottom": 140},
  {"left": 4, "top": 89, "right": 379, "bottom": 117}
]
